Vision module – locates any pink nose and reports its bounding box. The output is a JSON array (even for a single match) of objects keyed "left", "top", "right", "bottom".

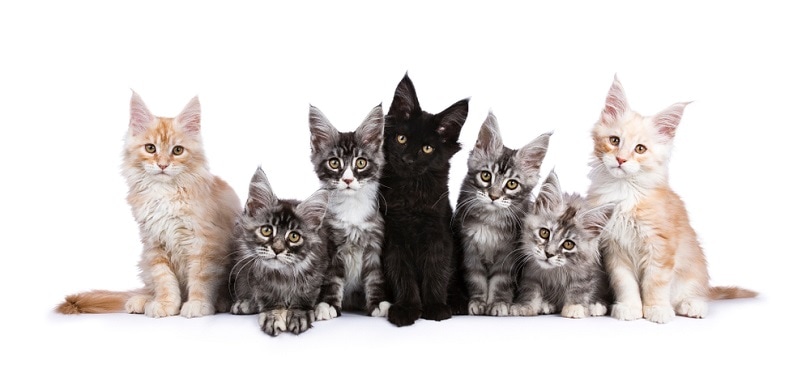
[
  {"left": 616, "top": 157, "right": 627, "bottom": 165},
  {"left": 343, "top": 178, "right": 353, "bottom": 185},
  {"left": 158, "top": 164, "right": 169, "bottom": 170}
]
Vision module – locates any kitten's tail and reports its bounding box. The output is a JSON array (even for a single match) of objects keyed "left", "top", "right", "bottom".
[
  {"left": 709, "top": 286, "right": 758, "bottom": 300},
  {"left": 55, "top": 289, "right": 145, "bottom": 315}
]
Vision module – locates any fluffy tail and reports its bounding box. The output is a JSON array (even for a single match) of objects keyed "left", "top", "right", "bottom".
[
  {"left": 709, "top": 286, "right": 758, "bottom": 300},
  {"left": 55, "top": 289, "right": 143, "bottom": 315}
]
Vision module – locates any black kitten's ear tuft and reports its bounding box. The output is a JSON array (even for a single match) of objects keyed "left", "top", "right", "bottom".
[
  {"left": 435, "top": 98, "right": 469, "bottom": 143},
  {"left": 388, "top": 73, "right": 421, "bottom": 122}
]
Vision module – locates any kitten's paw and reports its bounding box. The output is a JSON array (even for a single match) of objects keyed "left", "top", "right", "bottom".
[
  {"left": 643, "top": 305, "right": 675, "bottom": 324},
  {"left": 561, "top": 304, "right": 587, "bottom": 319},
  {"left": 387, "top": 304, "right": 421, "bottom": 327},
  {"left": 315, "top": 302, "right": 339, "bottom": 321},
  {"left": 611, "top": 303, "right": 642, "bottom": 321},
  {"left": 589, "top": 302, "right": 608, "bottom": 317},
  {"left": 370, "top": 301, "right": 391, "bottom": 317},
  {"left": 539, "top": 301, "right": 556, "bottom": 315},
  {"left": 509, "top": 303, "right": 537, "bottom": 316},
  {"left": 231, "top": 300, "right": 256, "bottom": 315},
  {"left": 180, "top": 300, "right": 215, "bottom": 318},
  {"left": 488, "top": 302, "right": 511, "bottom": 317},
  {"left": 422, "top": 303, "right": 452, "bottom": 321},
  {"left": 287, "top": 309, "right": 313, "bottom": 335},
  {"left": 259, "top": 309, "right": 288, "bottom": 336},
  {"left": 676, "top": 300, "right": 708, "bottom": 319},
  {"left": 144, "top": 300, "right": 180, "bottom": 318},
  {"left": 468, "top": 299, "right": 487, "bottom": 316},
  {"left": 125, "top": 294, "right": 150, "bottom": 314}
]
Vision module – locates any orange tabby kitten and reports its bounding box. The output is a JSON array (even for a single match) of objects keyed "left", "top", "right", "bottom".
[
  {"left": 587, "top": 76, "right": 756, "bottom": 323},
  {"left": 56, "top": 91, "right": 241, "bottom": 318}
]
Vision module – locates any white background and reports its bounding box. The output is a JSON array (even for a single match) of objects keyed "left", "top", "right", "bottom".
[{"left": 1, "top": 1, "right": 805, "bottom": 377}]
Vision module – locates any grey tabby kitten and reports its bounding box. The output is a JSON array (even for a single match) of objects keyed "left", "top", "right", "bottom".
[
  {"left": 452, "top": 112, "right": 552, "bottom": 316},
  {"left": 229, "top": 167, "right": 330, "bottom": 336},
  {"left": 510, "top": 171, "right": 615, "bottom": 318},
  {"left": 308, "top": 104, "right": 390, "bottom": 320}
]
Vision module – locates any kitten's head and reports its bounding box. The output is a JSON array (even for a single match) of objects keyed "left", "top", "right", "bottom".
[
  {"left": 309, "top": 104, "right": 385, "bottom": 195},
  {"left": 235, "top": 167, "right": 329, "bottom": 273},
  {"left": 591, "top": 75, "right": 690, "bottom": 179},
  {"left": 123, "top": 91, "right": 208, "bottom": 182},
  {"left": 461, "top": 111, "right": 551, "bottom": 212},
  {"left": 523, "top": 171, "right": 614, "bottom": 269},
  {"left": 384, "top": 73, "right": 469, "bottom": 177}
]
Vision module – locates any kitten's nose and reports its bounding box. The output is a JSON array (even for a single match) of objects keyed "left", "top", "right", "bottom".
[
  {"left": 489, "top": 193, "right": 500, "bottom": 201},
  {"left": 616, "top": 157, "right": 627, "bottom": 165},
  {"left": 343, "top": 178, "right": 354, "bottom": 185},
  {"left": 271, "top": 239, "right": 286, "bottom": 253},
  {"left": 158, "top": 163, "right": 169, "bottom": 170},
  {"left": 545, "top": 251, "right": 555, "bottom": 259}
]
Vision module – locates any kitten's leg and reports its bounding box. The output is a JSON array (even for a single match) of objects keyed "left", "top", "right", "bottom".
[
  {"left": 287, "top": 307, "right": 316, "bottom": 335},
  {"left": 361, "top": 247, "right": 389, "bottom": 317},
  {"left": 464, "top": 247, "right": 489, "bottom": 315},
  {"left": 140, "top": 246, "right": 182, "bottom": 318},
  {"left": 420, "top": 240, "right": 453, "bottom": 322},
  {"left": 486, "top": 272, "right": 514, "bottom": 317},
  {"left": 384, "top": 242, "right": 422, "bottom": 326},
  {"left": 259, "top": 308, "right": 288, "bottom": 337},
  {"left": 671, "top": 247, "right": 709, "bottom": 319},
  {"left": 640, "top": 241, "right": 676, "bottom": 324},
  {"left": 181, "top": 251, "right": 225, "bottom": 318},
  {"left": 561, "top": 273, "right": 599, "bottom": 318},
  {"left": 510, "top": 285, "right": 542, "bottom": 316},
  {"left": 605, "top": 245, "right": 643, "bottom": 321},
  {"left": 316, "top": 254, "right": 344, "bottom": 321}
]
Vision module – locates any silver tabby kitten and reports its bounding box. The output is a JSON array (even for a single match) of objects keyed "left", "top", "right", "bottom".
[
  {"left": 453, "top": 112, "right": 552, "bottom": 316},
  {"left": 308, "top": 104, "right": 390, "bottom": 320},
  {"left": 229, "top": 167, "right": 330, "bottom": 336},
  {"left": 510, "top": 171, "right": 615, "bottom": 318}
]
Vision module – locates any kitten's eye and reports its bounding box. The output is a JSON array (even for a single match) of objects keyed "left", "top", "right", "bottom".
[
  {"left": 355, "top": 158, "right": 368, "bottom": 169},
  {"left": 287, "top": 231, "right": 301, "bottom": 243},
  {"left": 480, "top": 171, "right": 492, "bottom": 182},
  {"left": 328, "top": 158, "right": 341, "bottom": 170},
  {"left": 259, "top": 225, "right": 273, "bottom": 237},
  {"left": 397, "top": 134, "right": 407, "bottom": 144},
  {"left": 145, "top": 144, "right": 156, "bottom": 154},
  {"left": 563, "top": 240, "right": 576, "bottom": 250},
  {"left": 635, "top": 144, "right": 647, "bottom": 154},
  {"left": 539, "top": 228, "right": 550, "bottom": 239},
  {"left": 609, "top": 136, "right": 620, "bottom": 146},
  {"left": 422, "top": 145, "right": 434, "bottom": 154},
  {"left": 505, "top": 179, "right": 519, "bottom": 190},
  {"left": 172, "top": 146, "right": 184, "bottom": 156}
]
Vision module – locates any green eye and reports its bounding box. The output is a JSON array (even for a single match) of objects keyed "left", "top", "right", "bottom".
[
  {"left": 397, "top": 134, "right": 407, "bottom": 144},
  {"left": 355, "top": 158, "right": 368, "bottom": 169},
  {"left": 145, "top": 144, "right": 156, "bottom": 153},
  {"left": 505, "top": 179, "right": 519, "bottom": 190},
  {"left": 539, "top": 228, "right": 550, "bottom": 239},
  {"left": 422, "top": 145, "right": 433, "bottom": 154},
  {"left": 635, "top": 144, "right": 647, "bottom": 154},
  {"left": 563, "top": 240, "right": 575, "bottom": 250},
  {"left": 480, "top": 171, "right": 492, "bottom": 182},
  {"left": 328, "top": 158, "right": 341, "bottom": 170},
  {"left": 609, "top": 136, "right": 620, "bottom": 146},
  {"left": 259, "top": 225, "right": 273, "bottom": 237},
  {"left": 172, "top": 146, "right": 184, "bottom": 156},
  {"left": 287, "top": 231, "right": 301, "bottom": 243}
]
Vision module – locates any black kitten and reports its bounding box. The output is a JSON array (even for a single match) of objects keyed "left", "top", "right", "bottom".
[{"left": 379, "top": 73, "right": 469, "bottom": 327}]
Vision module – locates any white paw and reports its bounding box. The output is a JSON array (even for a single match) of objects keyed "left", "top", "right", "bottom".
[
  {"left": 315, "top": 302, "right": 338, "bottom": 321},
  {"left": 180, "top": 300, "right": 215, "bottom": 318},
  {"left": 468, "top": 299, "right": 487, "bottom": 316},
  {"left": 539, "top": 301, "right": 556, "bottom": 315},
  {"left": 561, "top": 304, "right": 586, "bottom": 319},
  {"left": 125, "top": 294, "right": 149, "bottom": 314},
  {"left": 676, "top": 300, "right": 708, "bottom": 318},
  {"left": 509, "top": 304, "right": 536, "bottom": 316},
  {"left": 488, "top": 302, "right": 511, "bottom": 317},
  {"left": 231, "top": 300, "right": 254, "bottom": 315},
  {"left": 643, "top": 305, "right": 676, "bottom": 324},
  {"left": 144, "top": 300, "right": 180, "bottom": 318},
  {"left": 589, "top": 302, "right": 608, "bottom": 317},
  {"left": 259, "top": 309, "right": 288, "bottom": 336},
  {"left": 371, "top": 301, "right": 391, "bottom": 317},
  {"left": 611, "top": 303, "right": 642, "bottom": 321}
]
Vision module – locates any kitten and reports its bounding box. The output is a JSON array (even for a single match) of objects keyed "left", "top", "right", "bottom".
[
  {"left": 587, "top": 75, "right": 757, "bottom": 323},
  {"left": 229, "top": 167, "right": 330, "bottom": 336},
  {"left": 510, "top": 171, "right": 614, "bottom": 318},
  {"left": 380, "top": 73, "right": 469, "bottom": 326},
  {"left": 56, "top": 91, "right": 241, "bottom": 318},
  {"left": 308, "top": 104, "right": 389, "bottom": 319},
  {"left": 453, "top": 112, "right": 551, "bottom": 316}
]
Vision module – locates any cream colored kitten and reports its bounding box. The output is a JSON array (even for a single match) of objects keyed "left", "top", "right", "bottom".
[
  {"left": 56, "top": 91, "right": 241, "bottom": 318},
  {"left": 587, "top": 76, "right": 756, "bottom": 324}
]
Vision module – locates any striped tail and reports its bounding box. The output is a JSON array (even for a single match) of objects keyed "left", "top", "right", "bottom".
[
  {"left": 709, "top": 286, "right": 758, "bottom": 300},
  {"left": 55, "top": 289, "right": 144, "bottom": 314}
]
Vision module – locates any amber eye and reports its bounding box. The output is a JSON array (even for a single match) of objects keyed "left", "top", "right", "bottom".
[
  {"left": 397, "top": 134, "right": 407, "bottom": 144},
  {"left": 259, "top": 225, "right": 273, "bottom": 237},
  {"left": 506, "top": 180, "right": 519, "bottom": 190},
  {"left": 539, "top": 228, "right": 550, "bottom": 239},
  {"left": 422, "top": 145, "right": 434, "bottom": 154},
  {"left": 172, "top": 146, "right": 184, "bottom": 156},
  {"left": 328, "top": 158, "right": 341, "bottom": 170},
  {"left": 563, "top": 240, "right": 576, "bottom": 250},
  {"left": 287, "top": 231, "right": 301, "bottom": 243},
  {"left": 609, "top": 136, "right": 620, "bottom": 146},
  {"left": 355, "top": 158, "right": 368, "bottom": 169},
  {"left": 635, "top": 144, "right": 647, "bottom": 154},
  {"left": 145, "top": 144, "right": 156, "bottom": 153},
  {"left": 480, "top": 171, "right": 492, "bottom": 182}
]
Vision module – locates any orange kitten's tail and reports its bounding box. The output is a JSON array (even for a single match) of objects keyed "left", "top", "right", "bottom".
[
  {"left": 709, "top": 286, "right": 758, "bottom": 300},
  {"left": 55, "top": 289, "right": 144, "bottom": 314}
]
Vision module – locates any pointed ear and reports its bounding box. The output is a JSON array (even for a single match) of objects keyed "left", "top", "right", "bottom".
[
  {"left": 309, "top": 105, "right": 341, "bottom": 155},
  {"left": 435, "top": 98, "right": 469, "bottom": 143},
  {"left": 129, "top": 90, "right": 155, "bottom": 135},
  {"left": 355, "top": 104, "right": 385, "bottom": 152},
  {"left": 600, "top": 74, "right": 629, "bottom": 126},
  {"left": 535, "top": 170, "right": 563, "bottom": 212},
  {"left": 175, "top": 95, "right": 201, "bottom": 134},
  {"left": 245, "top": 167, "right": 278, "bottom": 216},
  {"left": 516, "top": 131, "right": 552, "bottom": 178},
  {"left": 579, "top": 203, "right": 615, "bottom": 238},
  {"left": 388, "top": 73, "right": 421, "bottom": 122},
  {"left": 473, "top": 111, "right": 503, "bottom": 156},
  {"left": 653, "top": 102, "right": 690, "bottom": 140},
  {"left": 296, "top": 189, "right": 330, "bottom": 229}
]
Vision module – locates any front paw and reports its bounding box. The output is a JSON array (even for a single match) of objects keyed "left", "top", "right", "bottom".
[
  {"left": 422, "top": 303, "right": 451, "bottom": 321},
  {"left": 231, "top": 300, "right": 257, "bottom": 315},
  {"left": 315, "top": 302, "right": 340, "bottom": 321},
  {"left": 144, "top": 300, "right": 180, "bottom": 318},
  {"left": 180, "top": 300, "right": 215, "bottom": 318},
  {"left": 387, "top": 303, "right": 421, "bottom": 327},
  {"left": 509, "top": 303, "right": 536, "bottom": 316},
  {"left": 611, "top": 302, "right": 642, "bottom": 321},
  {"left": 468, "top": 299, "right": 487, "bottom": 316},
  {"left": 675, "top": 299, "right": 708, "bottom": 319},
  {"left": 259, "top": 309, "right": 288, "bottom": 336},
  {"left": 488, "top": 302, "right": 511, "bottom": 317},
  {"left": 643, "top": 305, "right": 675, "bottom": 324},
  {"left": 125, "top": 294, "right": 150, "bottom": 314},
  {"left": 287, "top": 309, "right": 315, "bottom": 335},
  {"left": 561, "top": 304, "right": 587, "bottom": 319},
  {"left": 370, "top": 301, "right": 391, "bottom": 317}
]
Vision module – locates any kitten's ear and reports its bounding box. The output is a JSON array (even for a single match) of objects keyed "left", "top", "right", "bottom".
[
  {"left": 129, "top": 90, "right": 155, "bottom": 135},
  {"left": 535, "top": 170, "right": 563, "bottom": 212},
  {"left": 516, "top": 131, "right": 552, "bottom": 178},
  {"left": 435, "top": 98, "right": 469, "bottom": 143},
  {"left": 297, "top": 189, "right": 330, "bottom": 229},
  {"left": 653, "top": 102, "right": 691, "bottom": 140},
  {"left": 473, "top": 111, "right": 504, "bottom": 156},
  {"left": 355, "top": 104, "right": 385, "bottom": 152},
  {"left": 175, "top": 95, "right": 202, "bottom": 135},
  {"left": 309, "top": 105, "right": 341, "bottom": 155},
  {"left": 600, "top": 75, "right": 629, "bottom": 126},
  {"left": 245, "top": 167, "right": 278, "bottom": 216},
  {"left": 388, "top": 73, "right": 421, "bottom": 122},
  {"left": 579, "top": 203, "right": 616, "bottom": 238}
]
